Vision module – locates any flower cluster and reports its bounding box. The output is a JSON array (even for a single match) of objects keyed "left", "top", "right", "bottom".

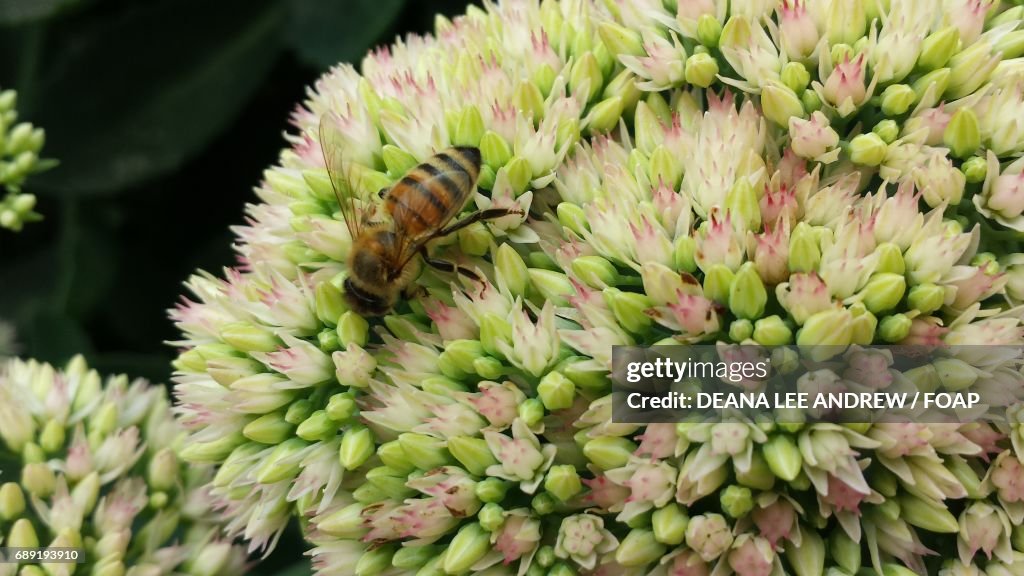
[
  {"left": 0, "top": 356, "right": 247, "bottom": 575},
  {"left": 171, "top": 0, "right": 1024, "bottom": 574},
  {"left": 0, "top": 87, "right": 49, "bottom": 232}
]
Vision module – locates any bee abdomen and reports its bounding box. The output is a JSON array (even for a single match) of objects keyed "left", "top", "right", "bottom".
[{"left": 386, "top": 147, "right": 481, "bottom": 237}]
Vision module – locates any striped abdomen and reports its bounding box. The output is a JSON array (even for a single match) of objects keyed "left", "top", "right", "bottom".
[{"left": 384, "top": 147, "right": 482, "bottom": 239}]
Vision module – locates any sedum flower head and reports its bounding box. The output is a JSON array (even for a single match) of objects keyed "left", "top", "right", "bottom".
[
  {"left": 0, "top": 87, "right": 52, "bottom": 232},
  {"left": 0, "top": 356, "right": 247, "bottom": 574},
  {"left": 170, "top": 0, "right": 1024, "bottom": 574}
]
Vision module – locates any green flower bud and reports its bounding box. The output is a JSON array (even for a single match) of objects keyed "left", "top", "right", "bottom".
[
  {"left": 829, "top": 43, "right": 855, "bottom": 65},
  {"left": 933, "top": 357, "right": 978, "bottom": 391},
  {"left": 8, "top": 518, "right": 39, "bottom": 548},
  {"left": 571, "top": 256, "right": 619, "bottom": 288},
  {"left": 318, "top": 329, "right": 341, "bottom": 352},
  {"left": 598, "top": 22, "right": 644, "bottom": 57},
  {"left": 829, "top": 528, "right": 860, "bottom": 574},
  {"left": 398, "top": 432, "right": 450, "bottom": 470},
  {"left": 473, "top": 357, "right": 503, "bottom": 380},
  {"left": 448, "top": 436, "right": 498, "bottom": 476},
  {"left": 898, "top": 494, "right": 959, "bottom": 533},
  {"left": 859, "top": 272, "right": 906, "bottom": 314},
  {"left": 729, "top": 319, "right": 754, "bottom": 342},
  {"left": 782, "top": 62, "right": 810, "bottom": 94},
  {"left": 673, "top": 235, "right": 698, "bottom": 273},
  {"left": 373, "top": 441, "right": 411, "bottom": 475},
  {"left": 480, "top": 313, "right": 512, "bottom": 359},
  {"left": 475, "top": 478, "right": 510, "bottom": 503},
  {"left": 729, "top": 263, "right": 768, "bottom": 320},
  {"left": 585, "top": 96, "right": 624, "bottom": 134},
  {"left": 366, "top": 466, "right": 416, "bottom": 500},
  {"left": 570, "top": 53, "right": 604, "bottom": 104},
  {"left": 907, "top": 283, "right": 944, "bottom": 313},
  {"left": 296, "top": 410, "right": 338, "bottom": 442},
  {"left": 538, "top": 371, "right": 576, "bottom": 411},
  {"left": 478, "top": 502, "right": 505, "bottom": 532},
  {"left": 680, "top": 52, "right": 717, "bottom": 91},
  {"left": 762, "top": 435, "right": 802, "bottom": 482},
  {"left": 873, "top": 243, "right": 905, "bottom": 275},
  {"left": 458, "top": 221, "right": 491, "bottom": 257},
  {"left": 785, "top": 530, "right": 824, "bottom": 576},
  {"left": 652, "top": 503, "right": 689, "bottom": 545},
  {"left": 381, "top": 144, "right": 419, "bottom": 177},
  {"left": 356, "top": 544, "right": 395, "bottom": 576},
  {"left": 994, "top": 30, "right": 1024, "bottom": 59},
  {"left": 847, "top": 303, "right": 876, "bottom": 346},
  {"left": 878, "top": 314, "right": 912, "bottom": 342},
  {"left": 528, "top": 268, "right": 574, "bottom": 306},
  {"left": 340, "top": 425, "right": 375, "bottom": 471},
  {"left": 943, "top": 108, "right": 981, "bottom": 159},
  {"left": 0, "top": 482, "right": 25, "bottom": 520},
  {"left": 991, "top": 6, "right": 1024, "bottom": 28},
  {"left": 725, "top": 179, "right": 761, "bottom": 232},
  {"left": 243, "top": 411, "right": 295, "bottom": 445},
  {"left": 514, "top": 78, "right": 545, "bottom": 121},
  {"left": 788, "top": 223, "right": 821, "bottom": 273},
  {"left": 762, "top": 82, "right": 805, "bottom": 127},
  {"left": 556, "top": 202, "right": 589, "bottom": 236},
  {"left": 801, "top": 89, "right": 822, "bottom": 113},
  {"left": 284, "top": 397, "right": 311, "bottom": 424},
  {"left": 480, "top": 131, "right": 512, "bottom": 170},
  {"left": 848, "top": 133, "right": 887, "bottom": 166},
  {"left": 441, "top": 340, "right": 485, "bottom": 378},
  {"left": 753, "top": 316, "right": 793, "bottom": 345},
  {"left": 337, "top": 311, "right": 369, "bottom": 348},
  {"left": 518, "top": 398, "right": 545, "bottom": 427},
  {"left": 529, "top": 251, "right": 559, "bottom": 270},
  {"left": 443, "top": 523, "right": 491, "bottom": 574},
  {"left": 797, "top": 308, "right": 853, "bottom": 347},
  {"left": 582, "top": 436, "right": 636, "bottom": 470},
  {"left": 720, "top": 485, "right": 754, "bottom": 518},
  {"left": 256, "top": 437, "right": 307, "bottom": 483},
  {"left": 20, "top": 462, "right": 54, "bottom": 499},
  {"left": 946, "top": 456, "right": 985, "bottom": 500},
  {"left": 319, "top": 502, "right": 368, "bottom": 539},
  {"left": 326, "top": 392, "right": 358, "bottom": 422},
  {"left": 649, "top": 145, "right": 682, "bottom": 188},
  {"left": 536, "top": 545, "right": 556, "bottom": 567},
  {"left": 37, "top": 419, "right": 64, "bottom": 454},
  {"left": 696, "top": 14, "right": 722, "bottom": 48},
  {"left": 562, "top": 359, "right": 610, "bottom": 393},
  {"left": 918, "top": 26, "right": 960, "bottom": 70},
  {"left": 190, "top": 542, "right": 234, "bottom": 576},
  {"left": 879, "top": 84, "right": 916, "bottom": 116},
  {"left": 616, "top": 528, "right": 666, "bottom": 567},
  {"left": 454, "top": 105, "right": 485, "bottom": 147},
  {"left": 912, "top": 68, "right": 951, "bottom": 103},
  {"left": 872, "top": 119, "right": 899, "bottom": 144},
  {"left": 605, "top": 288, "right": 653, "bottom": 334},
  {"left": 393, "top": 545, "right": 440, "bottom": 570},
  {"left": 703, "top": 264, "right": 735, "bottom": 305},
  {"left": 735, "top": 448, "right": 776, "bottom": 490},
  {"left": 315, "top": 279, "right": 348, "bottom": 326},
  {"left": 220, "top": 322, "right": 281, "bottom": 352},
  {"left": 544, "top": 465, "right": 582, "bottom": 501},
  {"left": 504, "top": 156, "right": 534, "bottom": 195},
  {"left": 147, "top": 448, "right": 178, "bottom": 493}
]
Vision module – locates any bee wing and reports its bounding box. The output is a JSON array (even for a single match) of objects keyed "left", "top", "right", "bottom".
[{"left": 319, "top": 113, "right": 369, "bottom": 242}]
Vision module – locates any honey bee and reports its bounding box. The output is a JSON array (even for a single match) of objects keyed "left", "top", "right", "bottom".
[{"left": 320, "top": 114, "right": 522, "bottom": 316}]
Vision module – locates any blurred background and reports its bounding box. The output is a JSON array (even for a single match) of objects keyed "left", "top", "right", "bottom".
[{"left": 0, "top": 0, "right": 477, "bottom": 572}]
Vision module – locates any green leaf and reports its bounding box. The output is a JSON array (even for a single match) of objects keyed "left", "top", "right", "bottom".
[
  {"left": 0, "top": 0, "right": 81, "bottom": 26},
  {"left": 29, "top": 0, "right": 287, "bottom": 196},
  {"left": 286, "top": 0, "right": 406, "bottom": 69}
]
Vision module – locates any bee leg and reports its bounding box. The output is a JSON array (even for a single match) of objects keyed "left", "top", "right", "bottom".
[
  {"left": 402, "top": 284, "right": 428, "bottom": 300},
  {"left": 434, "top": 207, "right": 525, "bottom": 238},
  {"left": 421, "top": 249, "right": 482, "bottom": 282}
]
